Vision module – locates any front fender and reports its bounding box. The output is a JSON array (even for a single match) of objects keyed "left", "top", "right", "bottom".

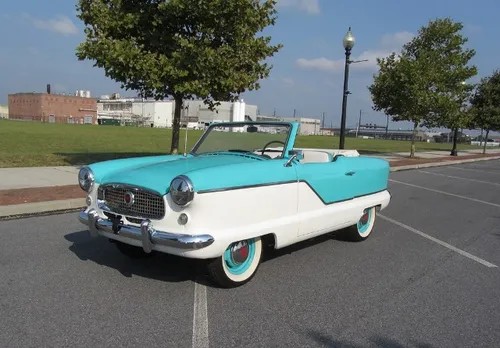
[{"left": 87, "top": 154, "right": 187, "bottom": 183}]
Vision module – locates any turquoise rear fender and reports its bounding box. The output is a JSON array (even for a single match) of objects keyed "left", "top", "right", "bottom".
[{"left": 295, "top": 156, "right": 390, "bottom": 204}]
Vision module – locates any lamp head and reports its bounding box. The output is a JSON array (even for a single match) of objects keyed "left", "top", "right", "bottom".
[{"left": 343, "top": 27, "right": 355, "bottom": 50}]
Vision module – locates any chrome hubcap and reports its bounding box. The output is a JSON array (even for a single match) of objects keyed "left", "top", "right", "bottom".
[
  {"left": 359, "top": 211, "right": 369, "bottom": 225},
  {"left": 230, "top": 241, "right": 249, "bottom": 265}
]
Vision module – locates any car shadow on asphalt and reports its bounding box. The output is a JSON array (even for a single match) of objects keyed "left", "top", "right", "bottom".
[
  {"left": 303, "top": 329, "right": 436, "bottom": 348},
  {"left": 63, "top": 228, "right": 361, "bottom": 288},
  {"left": 64, "top": 230, "right": 200, "bottom": 283},
  {"left": 260, "top": 228, "right": 358, "bottom": 263}
]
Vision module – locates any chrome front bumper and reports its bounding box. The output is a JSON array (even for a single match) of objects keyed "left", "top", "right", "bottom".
[{"left": 78, "top": 209, "right": 214, "bottom": 253}]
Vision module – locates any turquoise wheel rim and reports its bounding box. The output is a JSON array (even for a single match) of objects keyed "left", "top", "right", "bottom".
[
  {"left": 223, "top": 239, "right": 256, "bottom": 275},
  {"left": 357, "top": 208, "right": 372, "bottom": 234}
]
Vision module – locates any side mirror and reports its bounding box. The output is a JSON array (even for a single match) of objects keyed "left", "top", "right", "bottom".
[
  {"left": 289, "top": 149, "right": 304, "bottom": 160},
  {"left": 284, "top": 150, "right": 303, "bottom": 167}
]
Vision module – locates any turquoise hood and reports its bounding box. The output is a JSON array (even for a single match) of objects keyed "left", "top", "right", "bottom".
[{"left": 92, "top": 154, "right": 266, "bottom": 194}]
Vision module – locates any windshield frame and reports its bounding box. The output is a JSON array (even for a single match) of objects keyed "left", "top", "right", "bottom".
[{"left": 189, "top": 121, "right": 294, "bottom": 158}]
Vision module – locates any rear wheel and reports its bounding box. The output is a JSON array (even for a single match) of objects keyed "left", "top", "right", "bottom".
[
  {"left": 345, "top": 206, "right": 376, "bottom": 242},
  {"left": 206, "top": 237, "right": 262, "bottom": 288}
]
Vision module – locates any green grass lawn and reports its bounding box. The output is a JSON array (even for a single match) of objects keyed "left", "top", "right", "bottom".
[{"left": 0, "top": 119, "right": 477, "bottom": 168}]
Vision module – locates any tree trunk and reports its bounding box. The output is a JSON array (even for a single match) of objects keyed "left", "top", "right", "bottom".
[
  {"left": 450, "top": 128, "right": 458, "bottom": 156},
  {"left": 482, "top": 129, "right": 490, "bottom": 155},
  {"left": 409, "top": 122, "right": 417, "bottom": 158},
  {"left": 170, "top": 96, "right": 183, "bottom": 154}
]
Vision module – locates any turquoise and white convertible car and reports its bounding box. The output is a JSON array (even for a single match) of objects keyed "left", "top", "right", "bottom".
[{"left": 77, "top": 121, "right": 391, "bottom": 287}]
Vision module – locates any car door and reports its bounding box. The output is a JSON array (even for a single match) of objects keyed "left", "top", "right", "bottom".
[{"left": 295, "top": 155, "right": 356, "bottom": 236}]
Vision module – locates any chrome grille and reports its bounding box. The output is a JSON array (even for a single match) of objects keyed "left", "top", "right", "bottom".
[{"left": 97, "top": 184, "right": 165, "bottom": 220}]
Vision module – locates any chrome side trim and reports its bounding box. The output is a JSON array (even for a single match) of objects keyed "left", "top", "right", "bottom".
[{"left": 78, "top": 209, "right": 214, "bottom": 252}]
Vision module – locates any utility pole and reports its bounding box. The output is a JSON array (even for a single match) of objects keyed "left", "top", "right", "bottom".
[
  {"left": 355, "top": 109, "right": 363, "bottom": 138},
  {"left": 293, "top": 109, "right": 296, "bottom": 118},
  {"left": 385, "top": 114, "right": 389, "bottom": 138}
]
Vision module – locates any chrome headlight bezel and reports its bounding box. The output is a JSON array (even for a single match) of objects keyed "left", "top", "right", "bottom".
[
  {"left": 78, "top": 166, "right": 95, "bottom": 192},
  {"left": 169, "top": 175, "right": 194, "bottom": 207}
]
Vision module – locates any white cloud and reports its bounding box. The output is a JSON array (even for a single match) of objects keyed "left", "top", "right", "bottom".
[
  {"left": 31, "top": 15, "right": 78, "bottom": 36},
  {"left": 380, "top": 31, "right": 414, "bottom": 47},
  {"left": 297, "top": 57, "right": 344, "bottom": 72},
  {"left": 296, "top": 31, "right": 413, "bottom": 73},
  {"left": 277, "top": 0, "right": 320, "bottom": 14}
]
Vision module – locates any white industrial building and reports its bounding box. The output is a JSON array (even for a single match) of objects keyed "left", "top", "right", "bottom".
[
  {"left": 257, "top": 115, "right": 321, "bottom": 135},
  {"left": 96, "top": 93, "right": 320, "bottom": 135},
  {"left": 96, "top": 94, "right": 257, "bottom": 129},
  {"left": 97, "top": 93, "right": 173, "bottom": 127},
  {"left": 0, "top": 104, "right": 8, "bottom": 119}
]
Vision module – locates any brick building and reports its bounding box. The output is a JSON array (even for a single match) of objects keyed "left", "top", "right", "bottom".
[{"left": 8, "top": 92, "right": 97, "bottom": 124}]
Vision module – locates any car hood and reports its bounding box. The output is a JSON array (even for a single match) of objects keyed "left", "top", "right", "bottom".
[{"left": 99, "top": 154, "right": 257, "bottom": 194}]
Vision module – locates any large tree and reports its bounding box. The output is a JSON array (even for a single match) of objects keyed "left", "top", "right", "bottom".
[
  {"left": 75, "top": 0, "right": 282, "bottom": 153},
  {"left": 469, "top": 70, "right": 500, "bottom": 154},
  {"left": 368, "top": 18, "right": 477, "bottom": 158}
]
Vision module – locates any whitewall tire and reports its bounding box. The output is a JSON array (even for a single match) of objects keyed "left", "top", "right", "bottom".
[
  {"left": 345, "top": 206, "right": 376, "bottom": 242},
  {"left": 207, "top": 237, "right": 263, "bottom": 288}
]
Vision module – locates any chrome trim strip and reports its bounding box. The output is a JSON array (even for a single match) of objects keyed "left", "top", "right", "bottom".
[
  {"left": 98, "top": 183, "right": 164, "bottom": 196},
  {"left": 198, "top": 180, "right": 387, "bottom": 206},
  {"left": 79, "top": 209, "right": 214, "bottom": 252}
]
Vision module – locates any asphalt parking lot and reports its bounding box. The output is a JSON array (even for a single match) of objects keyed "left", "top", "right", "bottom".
[{"left": 1, "top": 160, "right": 500, "bottom": 348}]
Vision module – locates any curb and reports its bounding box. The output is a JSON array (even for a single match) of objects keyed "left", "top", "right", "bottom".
[
  {"left": 390, "top": 155, "right": 500, "bottom": 172},
  {"left": 0, "top": 198, "right": 85, "bottom": 218}
]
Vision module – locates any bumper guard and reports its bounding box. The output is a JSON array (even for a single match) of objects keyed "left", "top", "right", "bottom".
[{"left": 78, "top": 209, "right": 214, "bottom": 253}]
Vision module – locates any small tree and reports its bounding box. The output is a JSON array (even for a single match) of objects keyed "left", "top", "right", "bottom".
[
  {"left": 369, "top": 53, "right": 433, "bottom": 158},
  {"left": 76, "top": 0, "right": 282, "bottom": 153},
  {"left": 407, "top": 19, "right": 477, "bottom": 156},
  {"left": 469, "top": 70, "right": 500, "bottom": 154},
  {"left": 369, "top": 18, "right": 477, "bottom": 158}
]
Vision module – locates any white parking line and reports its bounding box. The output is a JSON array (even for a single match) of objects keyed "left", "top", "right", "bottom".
[
  {"left": 389, "top": 179, "right": 500, "bottom": 208},
  {"left": 192, "top": 282, "right": 209, "bottom": 348},
  {"left": 417, "top": 170, "right": 500, "bottom": 187},
  {"left": 379, "top": 214, "right": 498, "bottom": 268},
  {"left": 452, "top": 166, "right": 500, "bottom": 175},
  {"left": 460, "top": 161, "right": 500, "bottom": 169}
]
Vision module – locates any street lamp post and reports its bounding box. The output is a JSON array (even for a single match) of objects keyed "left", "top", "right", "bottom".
[
  {"left": 339, "top": 27, "right": 355, "bottom": 150},
  {"left": 338, "top": 28, "right": 368, "bottom": 149}
]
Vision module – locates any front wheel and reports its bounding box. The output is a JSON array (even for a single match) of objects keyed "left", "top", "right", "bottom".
[
  {"left": 206, "top": 237, "right": 263, "bottom": 288},
  {"left": 345, "top": 206, "right": 377, "bottom": 242}
]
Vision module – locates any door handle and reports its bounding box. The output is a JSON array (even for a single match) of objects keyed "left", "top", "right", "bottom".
[{"left": 345, "top": 171, "right": 356, "bottom": 176}]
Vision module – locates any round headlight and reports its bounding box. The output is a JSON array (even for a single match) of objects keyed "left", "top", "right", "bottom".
[
  {"left": 78, "top": 166, "right": 95, "bottom": 192},
  {"left": 169, "top": 175, "right": 194, "bottom": 206}
]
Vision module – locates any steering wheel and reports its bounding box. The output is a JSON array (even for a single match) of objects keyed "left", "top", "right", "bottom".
[{"left": 261, "top": 140, "right": 286, "bottom": 156}]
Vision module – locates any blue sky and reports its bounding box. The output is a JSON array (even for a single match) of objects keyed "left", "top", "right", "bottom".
[{"left": 1, "top": 0, "right": 499, "bottom": 132}]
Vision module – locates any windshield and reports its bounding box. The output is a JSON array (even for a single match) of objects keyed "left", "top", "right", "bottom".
[{"left": 190, "top": 122, "right": 291, "bottom": 159}]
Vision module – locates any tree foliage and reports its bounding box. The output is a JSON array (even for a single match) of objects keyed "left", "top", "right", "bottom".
[
  {"left": 368, "top": 18, "right": 477, "bottom": 157},
  {"left": 75, "top": 0, "right": 282, "bottom": 153},
  {"left": 469, "top": 69, "right": 500, "bottom": 153}
]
